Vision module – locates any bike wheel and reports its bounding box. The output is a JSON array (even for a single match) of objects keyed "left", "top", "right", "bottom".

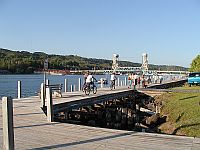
[
  {"left": 93, "top": 86, "right": 97, "bottom": 94},
  {"left": 85, "top": 87, "right": 90, "bottom": 95}
]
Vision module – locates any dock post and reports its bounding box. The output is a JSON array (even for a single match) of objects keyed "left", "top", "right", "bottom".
[
  {"left": 78, "top": 78, "right": 81, "bottom": 91},
  {"left": 18, "top": 81, "right": 21, "bottom": 99},
  {"left": 64, "top": 79, "right": 68, "bottom": 92},
  {"left": 46, "top": 87, "right": 53, "bottom": 122},
  {"left": 70, "top": 85, "right": 73, "bottom": 92},
  {"left": 117, "top": 78, "right": 120, "bottom": 86},
  {"left": 101, "top": 82, "right": 103, "bottom": 88},
  {"left": 74, "top": 85, "right": 76, "bottom": 92},
  {"left": 2, "top": 97, "right": 15, "bottom": 150},
  {"left": 40, "top": 83, "right": 45, "bottom": 108},
  {"left": 46, "top": 79, "right": 49, "bottom": 86}
]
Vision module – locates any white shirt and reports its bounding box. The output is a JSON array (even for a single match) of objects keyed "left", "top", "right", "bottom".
[
  {"left": 110, "top": 74, "right": 116, "bottom": 81},
  {"left": 86, "top": 75, "right": 93, "bottom": 83},
  {"left": 134, "top": 74, "right": 138, "bottom": 79}
]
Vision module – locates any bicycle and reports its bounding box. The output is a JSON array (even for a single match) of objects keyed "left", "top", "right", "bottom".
[{"left": 84, "top": 82, "right": 97, "bottom": 95}]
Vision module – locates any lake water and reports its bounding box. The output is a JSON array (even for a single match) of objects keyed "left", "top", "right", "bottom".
[
  {"left": 0, "top": 74, "right": 127, "bottom": 99},
  {"left": 0, "top": 73, "right": 183, "bottom": 99}
]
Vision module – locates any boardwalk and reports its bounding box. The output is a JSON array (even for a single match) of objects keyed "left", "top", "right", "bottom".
[{"left": 0, "top": 87, "right": 200, "bottom": 149}]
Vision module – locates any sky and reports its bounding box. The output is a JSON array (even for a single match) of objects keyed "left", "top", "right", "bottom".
[{"left": 0, "top": 0, "right": 200, "bottom": 68}]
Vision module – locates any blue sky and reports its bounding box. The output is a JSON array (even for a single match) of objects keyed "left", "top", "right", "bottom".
[{"left": 0, "top": 0, "right": 200, "bottom": 67}]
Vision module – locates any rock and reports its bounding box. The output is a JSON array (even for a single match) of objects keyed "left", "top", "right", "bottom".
[{"left": 146, "top": 114, "right": 160, "bottom": 126}]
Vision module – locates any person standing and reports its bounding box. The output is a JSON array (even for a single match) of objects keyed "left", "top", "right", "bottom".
[
  {"left": 138, "top": 76, "right": 141, "bottom": 88},
  {"left": 133, "top": 73, "right": 138, "bottom": 90},
  {"left": 128, "top": 73, "right": 135, "bottom": 89},
  {"left": 159, "top": 75, "right": 163, "bottom": 84},
  {"left": 110, "top": 72, "right": 117, "bottom": 89}
]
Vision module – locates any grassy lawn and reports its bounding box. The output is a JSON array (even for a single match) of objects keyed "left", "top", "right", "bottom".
[{"left": 158, "top": 85, "right": 200, "bottom": 137}]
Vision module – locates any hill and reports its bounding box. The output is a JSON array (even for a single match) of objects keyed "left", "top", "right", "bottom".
[{"left": 0, "top": 48, "right": 188, "bottom": 74}]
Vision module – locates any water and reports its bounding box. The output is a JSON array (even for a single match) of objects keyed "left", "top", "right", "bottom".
[
  {"left": 0, "top": 73, "right": 184, "bottom": 99},
  {"left": 0, "top": 74, "right": 127, "bottom": 99}
]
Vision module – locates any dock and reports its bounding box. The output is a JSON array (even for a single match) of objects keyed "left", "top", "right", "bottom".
[{"left": 1, "top": 85, "right": 200, "bottom": 149}]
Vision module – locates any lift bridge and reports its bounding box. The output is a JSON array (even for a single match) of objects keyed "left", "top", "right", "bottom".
[
  {"left": 71, "top": 53, "right": 188, "bottom": 75},
  {"left": 86, "top": 68, "right": 188, "bottom": 75}
]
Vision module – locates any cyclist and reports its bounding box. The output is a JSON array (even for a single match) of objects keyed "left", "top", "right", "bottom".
[
  {"left": 110, "top": 72, "right": 117, "bottom": 89},
  {"left": 82, "top": 71, "right": 89, "bottom": 91},
  {"left": 86, "top": 72, "right": 97, "bottom": 88}
]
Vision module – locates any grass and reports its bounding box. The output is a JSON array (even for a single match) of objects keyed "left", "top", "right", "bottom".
[{"left": 157, "top": 85, "right": 200, "bottom": 137}]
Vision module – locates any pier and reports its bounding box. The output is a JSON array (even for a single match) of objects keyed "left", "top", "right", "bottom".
[{"left": 1, "top": 79, "right": 200, "bottom": 149}]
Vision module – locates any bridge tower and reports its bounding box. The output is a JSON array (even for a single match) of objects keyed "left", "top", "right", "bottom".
[
  {"left": 112, "top": 54, "right": 119, "bottom": 71},
  {"left": 141, "top": 53, "right": 148, "bottom": 71}
]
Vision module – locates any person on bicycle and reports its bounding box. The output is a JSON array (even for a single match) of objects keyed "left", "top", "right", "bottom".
[
  {"left": 82, "top": 71, "right": 89, "bottom": 91},
  {"left": 110, "top": 72, "right": 117, "bottom": 89},
  {"left": 86, "top": 72, "right": 97, "bottom": 88}
]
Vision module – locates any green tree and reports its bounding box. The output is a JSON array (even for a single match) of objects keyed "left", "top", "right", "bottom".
[{"left": 189, "top": 55, "right": 200, "bottom": 72}]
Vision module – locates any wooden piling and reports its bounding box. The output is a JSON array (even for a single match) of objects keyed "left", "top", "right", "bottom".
[
  {"left": 46, "top": 79, "right": 49, "bottom": 85},
  {"left": 46, "top": 87, "right": 53, "bottom": 122},
  {"left": 18, "top": 81, "right": 21, "bottom": 99},
  {"left": 64, "top": 79, "right": 68, "bottom": 92},
  {"left": 2, "top": 97, "right": 15, "bottom": 150},
  {"left": 117, "top": 78, "right": 120, "bottom": 86},
  {"left": 78, "top": 78, "right": 81, "bottom": 91},
  {"left": 101, "top": 83, "right": 103, "bottom": 88},
  {"left": 70, "top": 85, "right": 73, "bottom": 92},
  {"left": 40, "top": 83, "right": 45, "bottom": 108},
  {"left": 125, "top": 77, "right": 127, "bottom": 86}
]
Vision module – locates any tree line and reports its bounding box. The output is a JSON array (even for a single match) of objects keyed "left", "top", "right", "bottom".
[{"left": 0, "top": 48, "right": 189, "bottom": 74}]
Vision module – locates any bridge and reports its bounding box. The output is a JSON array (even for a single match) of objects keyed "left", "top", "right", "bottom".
[
  {"left": 70, "top": 53, "right": 189, "bottom": 75},
  {"left": 70, "top": 69, "right": 188, "bottom": 75}
]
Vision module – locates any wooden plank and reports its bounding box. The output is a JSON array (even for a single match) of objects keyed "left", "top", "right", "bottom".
[{"left": 0, "top": 87, "right": 199, "bottom": 149}]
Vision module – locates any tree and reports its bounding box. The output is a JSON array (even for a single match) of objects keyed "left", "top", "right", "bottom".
[{"left": 189, "top": 55, "right": 200, "bottom": 72}]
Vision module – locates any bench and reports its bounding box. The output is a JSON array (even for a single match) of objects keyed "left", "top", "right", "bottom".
[{"left": 46, "top": 84, "right": 63, "bottom": 97}]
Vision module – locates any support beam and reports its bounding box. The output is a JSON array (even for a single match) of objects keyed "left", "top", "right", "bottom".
[
  {"left": 79, "top": 78, "right": 81, "bottom": 91},
  {"left": 46, "top": 87, "right": 53, "bottom": 122},
  {"left": 117, "top": 78, "right": 120, "bottom": 86},
  {"left": 2, "top": 97, "right": 15, "bottom": 150},
  {"left": 46, "top": 79, "right": 49, "bottom": 86},
  {"left": 70, "top": 85, "right": 73, "bottom": 92},
  {"left": 40, "top": 83, "right": 45, "bottom": 108},
  {"left": 125, "top": 77, "right": 127, "bottom": 86},
  {"left": 64, "top": 79, "right": 68, "bottom": 92},
  {"left": 18, "top": 81, "right": 21, "bottom": 99}
]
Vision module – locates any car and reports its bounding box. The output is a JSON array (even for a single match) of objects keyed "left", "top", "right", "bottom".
[{"left": 188, "top": 72, "right": 200, "bottom": 86}]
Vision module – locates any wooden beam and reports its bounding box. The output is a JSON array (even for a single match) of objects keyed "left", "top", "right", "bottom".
[{"left": 2, "top": 97, "right": 15, "bottom": 150}]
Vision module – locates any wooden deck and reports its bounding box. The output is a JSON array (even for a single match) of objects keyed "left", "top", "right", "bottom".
[{"left": 0, "top": 87, "right": 200, "bottom": 149}]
